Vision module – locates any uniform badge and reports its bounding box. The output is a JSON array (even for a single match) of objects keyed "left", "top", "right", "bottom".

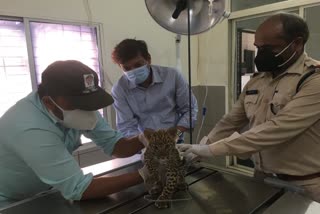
[{"left": 83, "top": 74, "right": 98, "bottom": 93}]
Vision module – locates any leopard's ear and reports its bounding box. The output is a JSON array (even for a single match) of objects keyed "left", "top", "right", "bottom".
[
  {"left": 167, "top": 127, "right": 178, "bottom": 138},
  {"left": 144, "top": 128, "right": 155, "bottom": 140}
]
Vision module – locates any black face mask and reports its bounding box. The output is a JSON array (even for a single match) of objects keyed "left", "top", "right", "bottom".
[{"left": 254, "top": 41, "right": 296, "bottom": 72}]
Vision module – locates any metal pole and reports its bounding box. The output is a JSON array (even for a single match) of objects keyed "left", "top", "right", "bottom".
[
  {"left": 175, "top": 34, "right": 182, "bottom": 71},
  {"left": 187, "top": 0, "right": 193, "bottom": 144}
]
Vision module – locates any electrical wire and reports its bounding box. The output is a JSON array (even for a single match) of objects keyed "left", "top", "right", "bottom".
[
  {"left": 82, "top": 0, "right": 93, "bottom": 26},
  {"left": 195, "top": 29, "right": 209, "bottom": 144},
  {"left": 196, "top": 83, "right": 208, "bottom": 144},
  {"left": 82, "top": 0, "right": 114, "bottom": 88},
  {"left": 196, "top": 2, "right": 230, "bottom": 143},
  {"left": 175, "top": 34, "right": 182, "bottom": 71}
]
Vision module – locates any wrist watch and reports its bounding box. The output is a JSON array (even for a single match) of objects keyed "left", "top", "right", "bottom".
[{"left": 176, "top": 129, "right": 183, "bottom": 137}]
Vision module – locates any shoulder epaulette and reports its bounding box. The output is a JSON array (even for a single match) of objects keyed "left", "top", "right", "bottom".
[
  {"left": 251, "top": 72, "right": 264, "bottom": 78},
  {"left": 296, "top": 66, "right": 320, "bottom": 94}
]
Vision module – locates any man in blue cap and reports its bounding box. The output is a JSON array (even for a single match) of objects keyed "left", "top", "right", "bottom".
[{"left": 0, "top": 60, "right": 146, "bottom": 207}]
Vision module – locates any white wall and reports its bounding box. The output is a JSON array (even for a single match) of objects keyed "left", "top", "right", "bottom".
[
  {"left": 197, "top": 21, "right": 229, "bottom": 86},
  {"left": 0, "top": 0, "right": 199, "bottom": 90}
]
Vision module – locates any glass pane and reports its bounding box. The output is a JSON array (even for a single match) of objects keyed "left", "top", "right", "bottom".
[
  {"left": 29, "top": 22, "right": 100, "bottom": 84},
  {"left": 234, "top": 10, "right": 299, "bottom": 97},
  {"left": 232, "top": 0, "right": 288, "bottom": 12},
  {"left": 305, "top": 6, "right": 320, "bottom": 60},
  {"left": 235, "top": 16, "right": 270, "bottom": 99},
  {"left": 0, "top": 20, "right": 32, "bottom": 118}
]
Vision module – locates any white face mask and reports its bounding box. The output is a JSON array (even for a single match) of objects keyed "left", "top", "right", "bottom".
[{"left": 48, "top": 97, "right": 98, "bottom": 130}]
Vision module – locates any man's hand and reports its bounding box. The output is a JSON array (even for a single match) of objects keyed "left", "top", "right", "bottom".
[
  {"left": 183, "top": 152, "right": 200, "bottom": 163},
  {"left": 176, "top": 144, "right": 213, "bottom": 158}
]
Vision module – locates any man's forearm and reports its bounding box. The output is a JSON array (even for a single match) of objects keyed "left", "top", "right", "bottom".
[
  {"left": 176, "top": 112, "right": 197, "bottom": 132},
  {"left": 177, "top": 126, "right": 188, "bottom": 132},
  {"left": 81, "top": 171, "right": 143, "bottom": 200},
  {"left": 112, "top": 136, "right": 144, "bottom": 158}
]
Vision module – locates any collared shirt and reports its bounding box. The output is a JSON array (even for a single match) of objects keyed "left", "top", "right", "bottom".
[
  {"left": 0, "top": 92, "right": 122, "bottom": 205},
  {"left": 206, "top": 53, "right": 320, "bottom": 175},
  {"left": 111, "top": 65, "right": 198, "bottom": 137}
]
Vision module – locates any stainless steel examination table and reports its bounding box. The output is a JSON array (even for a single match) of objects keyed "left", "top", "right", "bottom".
[{"left": 1, "top": 156, "right": 319, "bottom": 214}]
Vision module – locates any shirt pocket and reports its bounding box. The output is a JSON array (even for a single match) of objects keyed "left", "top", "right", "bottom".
[
  {"left": 270, "top": 92, "right": 292, "bottom": 115},
  {"left": 244, "top": 94, "right": 259, "bottom": 119},
  {"left": 128, "top": 90, "right": 147, "bottom": 113},
  {"left": 160, "top": 113, "right": 176, "bottom": 124}
]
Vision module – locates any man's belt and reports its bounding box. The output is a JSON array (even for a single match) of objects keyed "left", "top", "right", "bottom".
[{"left": 271, "top": 172, "right": 320, "bottom": 181}]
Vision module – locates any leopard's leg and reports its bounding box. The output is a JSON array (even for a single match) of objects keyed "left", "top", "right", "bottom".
[
  {"left": 144, "top": 149, "right": 162, "bottom": 196},
  {"left": 176, "top": 158, "right": 188, "bottom": 190},
  {"left": 154, "top": 167, "right": 178, "bottom": 209}
]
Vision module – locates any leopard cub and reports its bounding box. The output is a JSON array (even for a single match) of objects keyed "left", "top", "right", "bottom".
[{"left": 144, "top": 127, "right": 187, "bottom": 209}]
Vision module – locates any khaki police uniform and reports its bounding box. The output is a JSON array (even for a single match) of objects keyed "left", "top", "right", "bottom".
[{"left": 204, "top": 53, "right": 320, "bottom": 202}]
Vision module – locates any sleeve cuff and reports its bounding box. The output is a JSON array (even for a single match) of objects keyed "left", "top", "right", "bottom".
[
  {"left": 103, "top": 133, "right": 124, "bottom": 156},
  {"left": 208, "top": 132, "right": 241, "bottom": 156},
  {"left": 177, "top": 120, "right": 195, "bottom": 129},
  {"left": 75, "top": 173, "right": 94, "bottom": 200},
  {"left": 65, "top": 172, "right": 94, "bottom": 201}
]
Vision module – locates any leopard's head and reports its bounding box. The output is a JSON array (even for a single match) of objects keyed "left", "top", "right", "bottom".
[{"left": 144, "top": 127, "right": 178, "bottom": 158}]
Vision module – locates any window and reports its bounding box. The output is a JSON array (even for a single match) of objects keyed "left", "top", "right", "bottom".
[
  {"left": 231, "top": 0, "right": 289, "bottom": 12},
  {"left": 235, "top": 16, "right": 268, "bottom": 99},
  {"left": 0, "top": 18, "right": 103, "bottom": 144},
  {"left": 305, "top": 5, "right": 320, "bottom": 60},
  {"left": 0, "top": 20, "right": 31, "bottom": 117},
  {"left": 236, "top": 29, "right": 256, "bottom": 98},
  {"left": 30, "top": 22, "right": 101, "bottom": 84}
]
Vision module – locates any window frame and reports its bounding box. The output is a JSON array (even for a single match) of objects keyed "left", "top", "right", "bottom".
[
  {"left": 230, "top": 0, "right": 290, "bottom": 12},
  {"left": 0, "top": 16, "right": 31, "bottom": 117}
]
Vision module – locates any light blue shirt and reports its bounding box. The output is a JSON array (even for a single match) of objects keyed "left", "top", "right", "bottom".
[
  {"left": 112, "top": 65, "right": 198, "bottom": 137},
  {"left": 0, "top": 92, "right": 123, "bottom": 206}
]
